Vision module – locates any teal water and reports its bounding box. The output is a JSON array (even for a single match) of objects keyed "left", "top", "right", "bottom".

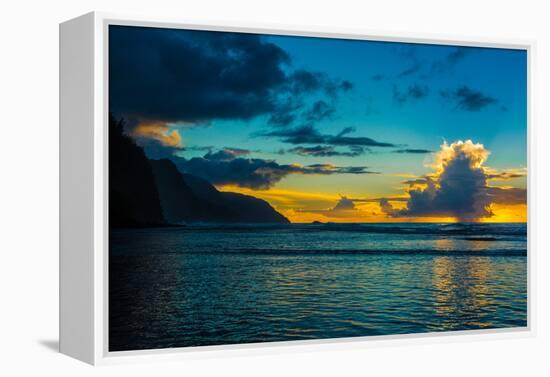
[{"left": 109, "top": 223, "right": 527, "bottom": 351}]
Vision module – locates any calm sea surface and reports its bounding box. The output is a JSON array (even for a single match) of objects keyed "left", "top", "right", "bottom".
[{"left": 109, "top": 223, "right": 527, "bottom": 351}]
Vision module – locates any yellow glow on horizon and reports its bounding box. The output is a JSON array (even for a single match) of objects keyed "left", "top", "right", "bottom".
[
  {"left": 216, "top": 185, "right": 484, "bottom": 224},
  {"left": 216, "top": 184, "right": 526, "bottom": 224},
  {"left": 218, "top": 185, "right": 338, "bottom": 202},
  {"left": 480, "top": 203, "right": 527, "bottom": 223},
  {"left": 216, "top": 185, "right": 339, "bottom": 213}
]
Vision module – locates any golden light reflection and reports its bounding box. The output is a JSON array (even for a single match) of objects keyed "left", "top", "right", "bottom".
[{"left": 432, "top": 250, "right": 494, "bottom": 327}]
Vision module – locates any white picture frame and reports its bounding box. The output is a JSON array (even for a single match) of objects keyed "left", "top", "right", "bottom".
[{"left": 59, "top": 11, "right": 535, "bottom": 365}]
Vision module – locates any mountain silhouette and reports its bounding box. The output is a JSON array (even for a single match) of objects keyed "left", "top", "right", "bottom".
[
  {"left": 109, "top": 114, "right": 165, "bottom": 227},
  {"left": 150, "top": 159, "right": 290, "bottom": 224},
  {"left": 109, "top": 115, "right": 289, "bottom": 226},
  {"left": 149, "top": 159, "right": 234, "bottom": 223},
  {"left": 182, "top": 173, "right": 290, "bottom": 224}
]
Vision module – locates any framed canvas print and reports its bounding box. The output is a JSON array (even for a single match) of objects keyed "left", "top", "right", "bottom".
[{"left": 60, "top": 12, "right": 533, "bottom": 365}]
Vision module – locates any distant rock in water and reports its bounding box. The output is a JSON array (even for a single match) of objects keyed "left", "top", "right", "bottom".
[
  {"left": 109, "top": 114, "right": 164, "bottom": 227},
  {"left": 151, "top": 159, "right": 290, "bottom": 224}
]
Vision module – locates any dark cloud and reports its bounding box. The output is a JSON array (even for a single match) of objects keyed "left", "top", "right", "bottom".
[
  {"left": 399, "top": 46, "right": 419, "bottom": 60},
  {"left": 268, "top": 111, "right": 297, "bottom": 127},
  {"left": 302, "top": 195, "right": 405, "bottom": 217},
  {"left": 371, "top": 73, "right": 386, "bottom": 81},
  {"left": 391, "top": 46, "right": 427, "bottom": 79},
  {"left": 274, "top": 71, "right": 352, "bottom": 125},
  {"left": 394, "top": 149, "right": 432, "bottom": 154},
  {"left": 408, "top": 84, "right": 430, "bottom": 99},
  {"left": 395, "top": 47, "right": 471, "bottom": 80},
  {"left": 305, "top": 164, "right": 374, "bottom": 175},
  {"left": 486, "top": 186, "right": 527, "bottom": 205},
  {"left": 300, "top": 195, "right": 411, "bottom": 218},
  {"left": 261, "top": 125, "right": 396, "bottom": 148},
  {"left": 447, "top": 48, "right": 468, "bottom": 63},
  {"left": 397, "top": 62, "right": 422, "bottom": 78},
  {"left": 170, "top": 149, "right": 377, "bottom": 189},
  {"left": 380, "top": 140, "right": 526, "bottom": 221},
  {"left": 110, "top": 26, "right": 352, "bottom": 126},
  {"left": 204, "top": 147, "right": 251, "bottom": 160},
  {"left": 393, "top": 84, "right": 430, "bottom": 104},
  {"left": 447, "top": 48, "right": 469, "bottom": 64},
  {"left": 289, "top": 145, "right": 366, "bottom": 157},
  {"left": 288, "top": 70, "right": 351, "bottom": 97},
  {"left": 267, "top": 99, "right": 302, "bottom": 127},
  {"left": 340, "top": 80, "right": 354, "bottom": 91},
  {"left": 304, "top": 100, "right": 336, "bottom": 122},
  {"left": 136, "top": 137, "right": 182, "bottom": 160},
  {"left": 402, "top": 178, "right": 429, "bottom": 186},
  {"left": 186, "top": 145, "right": 215, "bottom": 152},
  {"left": 289, "top": 69, "right": 322, "bottom": 93},
  {"left": 486, "top": 171, "right": 526, "bottom": 180},
  {"left": 130, "top": 120, "right": 184, "bottom": 150},
  {"left": 431, "top": 47, "right": 470, "bottom": 74},
  {"left": 298, "top": 196, "right": 360, "bottom": 218},
  {"left": 332, "top": 196, "right": 356, "bottom": 211},
  {"left": 379, "top": 198, "right": 396, "bottom": 216},
  {"left": 389, "top": 46, "right": 471, "bottom": 83},
  {"left": 440, "top": 86, "right": 498, "bottom": 111}
]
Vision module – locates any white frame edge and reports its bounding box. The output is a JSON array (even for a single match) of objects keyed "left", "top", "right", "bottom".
[
  {"left": 59, "top": 12, "right": 96, "bottom": 365},
  {"left": 59, "top": 11, "right": 536, "bottom": 366}
]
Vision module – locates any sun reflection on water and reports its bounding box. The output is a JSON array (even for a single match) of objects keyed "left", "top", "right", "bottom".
[{"left": 432, "top": 238, "right": 495, "bottom": 328}]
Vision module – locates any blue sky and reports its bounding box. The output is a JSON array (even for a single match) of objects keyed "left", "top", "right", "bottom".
[
  {"left": 109, "top": 25, "right": 527, "bottom": 222},
  {"left": 172, "top": 35, "right": 526, "bottom": 167}
]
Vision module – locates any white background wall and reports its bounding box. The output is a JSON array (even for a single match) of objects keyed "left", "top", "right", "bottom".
[{"left": 1, "top": 0, "right": 548, "bottom": 375}]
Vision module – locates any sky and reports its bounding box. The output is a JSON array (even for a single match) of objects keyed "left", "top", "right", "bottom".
[{"left": 109, "top": 25, "right": 527, "bottom": 223}]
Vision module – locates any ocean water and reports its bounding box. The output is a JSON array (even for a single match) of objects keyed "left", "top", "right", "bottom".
[{"left": 109, "top": 223, "right": 527, "bottom": 351}]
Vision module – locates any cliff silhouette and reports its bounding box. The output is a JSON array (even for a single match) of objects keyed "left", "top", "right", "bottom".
[
  {"left": 109, "top": 115, "right": 289, "bottom": 227},
  {"left": 181, "top": 170, "right": 290, "bottom": 224},
  {"left": 109, "top": 114, "right": 165, "bottom": 227}
]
